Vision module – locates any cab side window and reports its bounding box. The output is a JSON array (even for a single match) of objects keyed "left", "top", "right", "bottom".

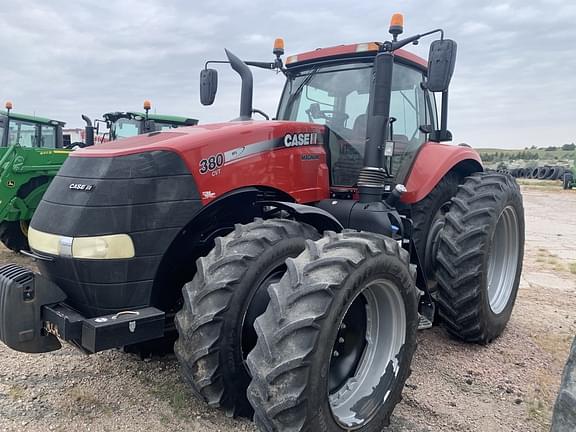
[
  {"left": 40, "top": 125, "right": 56, "bottom": 148},
  {"left": 295, "top": 87, "right": 335, "bottom": 125},
  {"left": 389, "top": 66, "right": 426, "bottom": 146},
  {"left": 0, "top": 117, "right": 5, "bottom": 146},
  {"left": 9, "top": 121, "right": 38, "bottom": 147}
]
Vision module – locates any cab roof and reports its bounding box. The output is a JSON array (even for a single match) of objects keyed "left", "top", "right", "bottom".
[
  {"left": 286, "top": 42, "right": 427, "bottom": 70},
  {"left": 0, "top": 110, "right": 66, "bottom": 126},
  {"left": 103, "top": 111, "right": 198, "bottom": 125}
]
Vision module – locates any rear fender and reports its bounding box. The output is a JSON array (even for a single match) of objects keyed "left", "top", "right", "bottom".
[
  {"left": 150, "top": 187, "right": 294, "bottom": 311},
  {"left": 402, "top": 143, "right": 483, "bottom": 204}
]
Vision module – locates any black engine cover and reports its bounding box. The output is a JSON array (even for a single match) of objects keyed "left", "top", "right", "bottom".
[{"left": 30, "top": 150, "right": 202, "bottom": 317}]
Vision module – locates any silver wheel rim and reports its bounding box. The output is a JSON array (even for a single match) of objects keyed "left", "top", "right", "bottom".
[
  {"left": 329, "top": 279, "right": 406, "bottom": 428},
  {"left": 487, "top": 205, "right": 520, "bottom": 314}
]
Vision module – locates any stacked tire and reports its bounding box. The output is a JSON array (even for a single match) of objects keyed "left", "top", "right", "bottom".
[
  {"left": 504, "top": 165, "right": 569, "bottom": 180},
  {"left": 564, "top": 172, "right": 574, "bottom": 190}
]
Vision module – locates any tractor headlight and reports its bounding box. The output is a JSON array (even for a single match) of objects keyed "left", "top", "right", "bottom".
[
  {"left": 72, "top": 235, "right": 135, "bottom": 259},
  {"left": 28, "top": 228, "right": 135, "bottom": 260}
]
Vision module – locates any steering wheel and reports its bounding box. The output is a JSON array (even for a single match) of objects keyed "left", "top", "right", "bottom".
[
  {"left": 252, "top": 109, "right": 270, "bottom": 120},
  {"left": 306, "top": 103, "right": 349, "bottom": 124}
]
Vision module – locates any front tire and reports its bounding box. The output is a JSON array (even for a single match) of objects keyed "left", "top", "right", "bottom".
[
  {"left": 0, "top": 221, "right": 29, "bottom": 252},
  {"left": 174, "top": 218, "right": 319, "bottom": 417},
  {"left": 247, "top": 231, "right": 418, "bottom": 431},
  {"left": 436, "top": 173, "right": 524, "bottom": 343}
]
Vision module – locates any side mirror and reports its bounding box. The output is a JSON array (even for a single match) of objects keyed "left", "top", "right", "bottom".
[
  {"left": 427, "top": 39, "right": 457, "bottom": 92},
  {"left": 200, "top": 68, "right": 218, "bottom": 106}
]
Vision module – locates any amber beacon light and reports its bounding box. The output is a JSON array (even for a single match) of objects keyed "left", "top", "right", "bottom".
[{"left": 389, "top": 13, "right": 404, "bottom": 39}]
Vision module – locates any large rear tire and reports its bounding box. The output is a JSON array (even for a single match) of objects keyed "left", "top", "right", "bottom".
[
  {"left": 174, "top": 218, "right": 319, "bottom": 417},
  {"left": 247, "top": 231, "right": 418, "bottom": 431},
  {"left": 411, "top": 171, "right": 462, "bottom": 290},
  {"left": 0, "top": 221, "right": 29, "bottom": 252},
  {"left": 436, "top": 172, "right": 524, "bottom": 344}
]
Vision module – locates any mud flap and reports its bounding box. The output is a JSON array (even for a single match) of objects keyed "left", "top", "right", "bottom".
[{"left": 0, "top": 264, "right": 66, "bottom": 353}]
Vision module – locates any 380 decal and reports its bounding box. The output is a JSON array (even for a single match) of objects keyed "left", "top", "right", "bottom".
[{"left": 199, "top": 153, "right": 224, "bottom": 174}]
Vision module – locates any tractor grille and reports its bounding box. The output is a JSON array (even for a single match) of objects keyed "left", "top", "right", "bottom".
[{"left": 29, "top": 150, "right": 202, "bottom": 316}]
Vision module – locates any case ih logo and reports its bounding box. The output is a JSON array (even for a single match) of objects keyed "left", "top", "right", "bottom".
[
  {"left": 69, "top": 183, "right": 95, "bottom": 191},
  {"left": 284, "top": 132, "right": 319, "bottom": 147}
]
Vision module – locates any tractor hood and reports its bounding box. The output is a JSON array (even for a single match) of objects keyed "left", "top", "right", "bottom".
[
  {"left": 29, "top": 119, "right": 330, "bottom": 315},
  {"left": 72, "top": 120, "right": 325, "bottom": 161},
  {"left": 70, "top": 120, "right": 329, "bottom": 205}
]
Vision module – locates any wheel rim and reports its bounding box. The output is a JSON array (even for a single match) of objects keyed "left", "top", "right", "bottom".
[
  {"left": 487, "top": 206, "right": 520, "bottom": 314},
  {"left": 329, "top": 279, "right": 406, "bottom": 429}
]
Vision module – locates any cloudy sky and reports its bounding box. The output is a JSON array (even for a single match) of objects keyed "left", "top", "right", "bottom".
[{"left": 2, "top": 0, "right": 575, "bottom": 149}]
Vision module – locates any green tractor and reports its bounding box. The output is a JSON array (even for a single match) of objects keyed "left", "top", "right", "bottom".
[
  {"left": 87, "top": 100, "right": 199, "bottom": 144},
  {"left": 0, "top": 101, "right": 69, "bottom": 252},
  {"left": 0, "top": 100, "right": 198, "bottom": 252}
]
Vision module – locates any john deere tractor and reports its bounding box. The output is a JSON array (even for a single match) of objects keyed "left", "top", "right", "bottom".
[
  {"left": 0, "top": 14, "right": 524, "bottom": 431},
  {"left": 0, "top": 102, "right": 68, "bottom": 252},
  {"left": 94, "top": 100, "right": 198, "bottom": 142}
]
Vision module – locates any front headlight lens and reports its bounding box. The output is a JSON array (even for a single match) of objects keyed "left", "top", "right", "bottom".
[
  {"left": 29, "top": 228, "right": 135, "bottom": 260},
  {"left": 72, "top": 235, "right": 135, "bottom": 259},
  {"left": 28, "top": 227, "right": 60, "bottom": 255}
]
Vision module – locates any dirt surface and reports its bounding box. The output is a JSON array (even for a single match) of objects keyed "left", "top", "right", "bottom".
[{"left": 0, "top": 182, "right": 574, "bottom": 432}]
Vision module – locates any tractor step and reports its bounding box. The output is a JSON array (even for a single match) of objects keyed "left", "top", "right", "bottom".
[{"left": 418, "top": 313, "right": 433, "bottom": 330}]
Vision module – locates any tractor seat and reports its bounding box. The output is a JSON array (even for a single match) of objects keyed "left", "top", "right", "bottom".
[{"left": 352, "top": 114, "right": 368, "bottom": 141}]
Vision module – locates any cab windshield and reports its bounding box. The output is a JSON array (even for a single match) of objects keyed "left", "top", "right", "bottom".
[
  {"left": 111, "top": 118, "right": 182, "bottom": 140},
  {"left": 111, "top": 118, "right": 140, "bottom": 139},
  {"left": 277, "top": 61, "right": 435, "bottom": 185}
]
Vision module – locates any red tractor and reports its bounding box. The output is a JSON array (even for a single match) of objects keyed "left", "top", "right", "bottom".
[{"left": 0, "top": 14, "right": 524, "bottom": 431}]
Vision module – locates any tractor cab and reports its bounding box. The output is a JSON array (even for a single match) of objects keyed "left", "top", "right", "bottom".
[
  {"left": 0, "top": 103, "right": 65, "bottom": 149},
  {"left": 76, "top": 100, "right": 198, "bottom": 147},
  {"left": 103, "top": 108, "right": 198, "bottom": 141},
  {"left": 277, "top": 44, "right": 436, "bottom": 189},
  {"left": 201, "top": 14, "right": 457, "bottom": 204}
]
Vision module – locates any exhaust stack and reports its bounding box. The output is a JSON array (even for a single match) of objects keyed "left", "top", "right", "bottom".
[
  {"left": 82, "top": 115, "right": 95, "bottom": 147},
  {"left": 225, "top": 49, "right": 253, "bottom": 121}
]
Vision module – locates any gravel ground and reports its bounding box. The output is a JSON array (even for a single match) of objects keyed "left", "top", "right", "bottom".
[{"left": 0, "top": 182, "right": 574, "bottom": 432}]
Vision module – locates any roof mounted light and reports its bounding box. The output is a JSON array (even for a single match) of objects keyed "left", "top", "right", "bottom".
[
  {"left": 5, "top": 101, "right": 13, "bottom": 111},
  {"left": 389, "top": 13, "right": 404, "bottom": 41},
  {"left": 273, "top": 38, "right": 285, "bottom": 56},
  {"left": 143, "top": 99, "right": 151, "bottom": 111}
]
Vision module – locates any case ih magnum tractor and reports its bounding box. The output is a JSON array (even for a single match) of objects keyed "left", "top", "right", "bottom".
[{"left": 0, "top": 15, "right": 524, "bottom": 431}]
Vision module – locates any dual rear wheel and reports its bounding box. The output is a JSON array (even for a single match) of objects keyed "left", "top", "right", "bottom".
[
  {"left": 174, "top": 220, "right": 417, "bottom": 430},
  {"left": 174, "top": 172, "right": 525, "bottom": 429}
]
